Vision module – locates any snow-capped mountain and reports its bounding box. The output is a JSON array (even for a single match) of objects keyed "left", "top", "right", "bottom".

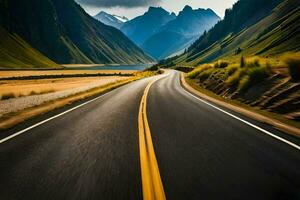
[
  {"left": 113, "top": 15, "right": 128, "bottom": 23},
  {"left": 94, "top": 11, "right": 128, "bottom": 29}
]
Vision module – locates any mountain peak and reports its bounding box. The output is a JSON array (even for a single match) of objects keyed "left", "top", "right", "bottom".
[
  {"left": 183, "top": 5, "right": 193, "bottom": 12},
  {"left": 94, "top": 11, "right": 106, "bottom": 17},
  {"left": 147, "top": 6, "right": 169, "bottom": 15},
  {"left": 113, "top": 14, "right": 129, "bottom": 22},
  {"left": 171, "top": 12, "right": 176, "bottom": 17},
  {"left": 148, "top": 6, "right": 163, "bottom": 11},
  {"left": 93, "top": 11, "right": 128, "bottom": 29}
]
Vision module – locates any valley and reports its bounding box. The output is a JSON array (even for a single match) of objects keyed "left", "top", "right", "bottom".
[{"left": 1, "top": 0, "right": 300, "bottom": 199}]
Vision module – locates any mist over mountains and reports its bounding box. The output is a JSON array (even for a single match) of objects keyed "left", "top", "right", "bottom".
[
  {"left": 94, "top": 6, "right": 220, "bottom": 60},
  {"left": 141, "top": 6, "right": 220, "bottom": 59}
]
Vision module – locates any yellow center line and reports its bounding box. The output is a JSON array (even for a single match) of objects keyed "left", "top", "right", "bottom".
[{"left": 138, "top": 77, "right": 166, "bottom": 200}]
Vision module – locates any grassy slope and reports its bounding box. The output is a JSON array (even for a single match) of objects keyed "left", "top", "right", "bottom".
[
  {"left": 0, "top": 28, "right": 58, "bottom": 69},
  {"left": 171, "top": 0, "right": 300, "bottom": 124},
  {"left": 171, "top": 0, "right": 300, "bottom": 66},
  {"left": 54, "top": 0, "right": 154, "bottom": 64}
]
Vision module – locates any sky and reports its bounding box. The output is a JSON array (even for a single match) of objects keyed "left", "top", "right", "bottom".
[{"left": 76, "top": 0, "right": 238, "bottom": 19}]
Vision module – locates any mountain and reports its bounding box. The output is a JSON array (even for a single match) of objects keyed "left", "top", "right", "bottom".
[
  {"left": 178, "top": 0, "right": 300, "bottom": 124},
  {"left": 94, "top": 11, "right": 128, "bottom": 29},
  {"left": 141, "top": 6, "right": 220, "bottom": 59},
  {"left": 0, "top": 27, "right": 58, "bottom": 69},
  {"left": 121, "top": 7, "right": 176, "bottom": 46},
  {"left": 0, "top": 0, "right": 154, "bottom": 68},
  {"left": 170, "top": 0, "right": 295, "bottom": 66},
  {"left": 113, "top": 15, "right": 129, "bottom": 23}
]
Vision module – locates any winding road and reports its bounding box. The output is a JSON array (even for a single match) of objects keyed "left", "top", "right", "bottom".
[{"left": 1, "top": 70, "right": 300, "bottom": 200}]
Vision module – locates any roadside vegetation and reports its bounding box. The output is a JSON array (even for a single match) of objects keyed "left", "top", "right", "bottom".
[
  {"left": 185, "top": 53, "right": 300, "bottom": 123},
  {"left": 0, "top": 68, "right": 162, "bottom": 130},
  {"left": 0, "top": 89, "right": 55, "bottom": 100},
  {"left": 282, "top": 53, "right": 300, "bottom": 81},
  {"left": 187, "top": 56, "right": 272, "bottom": 91}
]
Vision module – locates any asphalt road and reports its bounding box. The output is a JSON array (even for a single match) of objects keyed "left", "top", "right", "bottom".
[{"left": 1, "top": 70, "right": 300, "bottom": 199}]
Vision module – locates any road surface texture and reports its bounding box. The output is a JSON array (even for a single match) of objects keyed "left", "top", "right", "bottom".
[{"left": 1, "top": 70, "right": 300, "bottom": 200}]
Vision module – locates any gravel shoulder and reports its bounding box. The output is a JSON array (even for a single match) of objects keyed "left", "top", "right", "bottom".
[{"left": 0, "top": 77, "right": 128, "bottom": 117}]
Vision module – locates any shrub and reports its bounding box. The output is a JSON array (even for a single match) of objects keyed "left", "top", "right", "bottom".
[
  {"left": 219, "top": 61, "right": 229, "bottom": 68},
  {"left": 283, "top": 56, "right": 300, "bottom": 80},
  {"left": 226, "top": 59, "right": 271, "bottom": 91},
  {"left": 214, "top": 62, "right": 219, "bottom": 68},
  {"left": 198, "top": 68, "right": 214, "bottom": 81},
  {"left": 174, "top": 66, "right": 194, "bottom": 73},
  {"left": 214, "top": 60, "right": 229, "bottom": 68},
  {"left": 187, "top": 64, "right": 212, "bottom": 79},
  {"left": 238, "top": 75, "right": 251, "bottom": 91},
  {"left": 30, "top": 91, "right": 38, "bottom": 95},
  {"left": 226, "top": 69, "right": 241, "bottom": 86},
  {"left": 40, "top": 89, "right": 55, "bottom": 94},
  {"left": 1, "top": 92, "right": 16, "bottom": 100},
  {"left": 146, "top": 65, "right": 159, "bottom": 71},
  {"left": 238, "top": 65, "right": 270, "bottom": 91},
  {"left": 240, "top": 56, "right": 246, "bottom": 68},
  {"left": 226, "top": 64, "right": 239, "bottom": 76},
  {"left": 249, "top": 65, "right": 271, "bottom": 80}
]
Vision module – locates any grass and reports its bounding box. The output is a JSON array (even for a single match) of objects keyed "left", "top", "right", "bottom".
[
  {"left": 0, "top": 77, "right": 128, "bottom": 101},
  {"left": 0, "top": 27, "right": 58, "bottom": 69},
  {"left": 187, "top": 64, "right": 213, "bottom": 79},
  {"left": 0, "top": 79, "right": 134, "bottom": 130},
  {"left": 29, "top": 89, "right": 56, "bottom": 96},
  {"left": 227, "top": 59, "right": 271, "bottom": 92},
  {"left": 0, "top": 70, "right": 137, "bottom": 79},
  {"left": 183, "top": 54, "right": 300, "bottom": 134},
  {"left": 185, "top": 77, "right": 300, "bottom": 131},
  {"left": 226, "top": 64, "right": 239, "bottom": 76},
  {"left": 188, "top": 56, "right": 272, "bottom": 92},
  {"left": 214, "top": 60, "right": 229, "bottom": 68},
  {"left": 0, "top": 89, "right": 56, "bottom": 100},
  {"left": 173, "top": 66, "right": 194, "bottom": 73},
  {"left": 220, "top": 57, "right": 271, "bottom": 91},
  {"left": 198, "top": 68, "right": 215, "bottom": 81},
  {"left": 282, "top": 53, "right": 300, "bottom": 80},
  {"left": 0, "top": 73, "right": 133, "bottom": 81},
  {"left": 1, "top": 93, "right": 16, "bottom": 100},
  {"left": 0, "top": 69, "right": 162, "bottom": 130}
]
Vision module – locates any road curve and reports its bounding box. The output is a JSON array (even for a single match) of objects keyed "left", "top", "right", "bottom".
[
  {"left": 148, "top": 70, "right": 300, "bottom": 200},
  {"left": 0, "top": 70, "right": 300, "bottom": 200}
]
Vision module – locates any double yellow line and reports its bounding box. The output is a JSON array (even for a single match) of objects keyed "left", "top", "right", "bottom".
[{"left": 138, "top": 78, "right": 166, "bottom": 200}]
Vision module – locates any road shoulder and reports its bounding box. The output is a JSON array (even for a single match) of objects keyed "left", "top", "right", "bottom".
[{"left": 180, "top": 72, "right": 300, "bottom": 138}]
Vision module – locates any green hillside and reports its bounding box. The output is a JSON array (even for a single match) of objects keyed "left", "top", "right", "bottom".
[
  {"left": 166, "top": 0, "right": 300, "bottom": 66},
  {"left": 0, "top": 0, "right": 154, "bottom": 67},
  {"left": 171, "top": 0, "right": 300, "bottom": 123},
  {"left": 191, "top": 0, "right": 299, "bottom": 65},
  {"left": 0, "top": 28, "right": 58, "bottom": 69}
]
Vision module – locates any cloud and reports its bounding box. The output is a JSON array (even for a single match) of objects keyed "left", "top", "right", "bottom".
[{"left": 76, "top": 0, "right": 161, "bottom": 8}]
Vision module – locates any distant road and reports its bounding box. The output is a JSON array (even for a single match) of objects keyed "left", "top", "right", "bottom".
[{"left": 1, "top": 70, "right": 300, "bottom": 199}]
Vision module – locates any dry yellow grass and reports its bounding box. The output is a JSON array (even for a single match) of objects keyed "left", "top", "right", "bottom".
[
  {"left": 0, "top": 69, "right": 137, "bottom": 78},
  {"left": 0, "top": 70, "right": 161, "bottom": 130},
  {"left": 0, "top": 76, "right": 128, "bottom": 99},
  {"left": 0, "top": 78, "right": 136, "bottom": 130}
]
